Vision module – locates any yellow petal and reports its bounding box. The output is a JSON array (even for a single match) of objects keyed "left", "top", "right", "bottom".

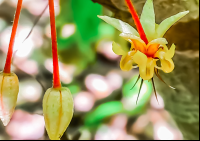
[
  {"left": 148, "top": 38, "right": 168, "bottom": 46},
  {"left": 162, "top": 44, "right": 169, "bottom": 52},
  {"left": 154, "top": 45, "right": 169, "bottom": 59},
  {"left": 165, "top": 44, "right": 176, "bottom": 59},
  {"left": 120, "top": 51, "right": 136, "bottom": 71},
  {"left": 132, "top": 51, "right": 156, "bottom": 80},
  {"left": 160, "top": 44, "right": 176, "bottom": 73},
  {"left": 160, "top": 58, "right": 175, "bottom": 73},
  {"left": 155, "top": 44, "right": 175, "bottom": 73},
  {"left": 112, "top": 41, "right": 127, "bottom": 55},
  {"left": 155, "top": 50, "right": 165, "bottom": 60}
]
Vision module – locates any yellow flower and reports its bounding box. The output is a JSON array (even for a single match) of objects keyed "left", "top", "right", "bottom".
[{"left": 98, "top": 0, "right": 189, "bottom": 81}]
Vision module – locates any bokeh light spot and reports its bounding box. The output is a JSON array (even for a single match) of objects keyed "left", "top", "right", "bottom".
[
  {"left": 61, "top": 24, "right": 76, "bottom": 38},
  {"left": 74, "top": 91, "right": 95, "bottom": 112}
]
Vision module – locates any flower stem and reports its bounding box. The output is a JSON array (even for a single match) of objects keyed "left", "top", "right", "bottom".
[
  {"left": 125, "top": 0, "right": 148, "bottom": 44},
  {"left": 48, "top": 0, "right": 61, "bottom": 88},
  {"left": 3, "top": 0, "right": 23, "bottom": 73}
]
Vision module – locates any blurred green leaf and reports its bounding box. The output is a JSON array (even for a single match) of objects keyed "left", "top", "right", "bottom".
[
  {"left": 71, "top": 0, "right": 102, "bottom": 62},
  {"left": 56, "top": 0, "right": 102, "bottom": 73},
  {"left": 84, "top": 101, "right": 124, "bottom": 126},
  {"left": 98, "top": 23, "right": 115, "bottom": 38},
  {"left": 57, "top": 0, "right": 102, "bottom": 51},
  {"left": 71, "top": 0, "right": 102, "bottom": 42}
]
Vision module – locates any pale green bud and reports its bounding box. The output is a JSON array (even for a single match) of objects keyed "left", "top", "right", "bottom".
[
  {"left": 43, "top": 87, "right": 74, "bottom": 140},
  {"left": 0, "top": 72, "right": 19, "bottom": 126}
]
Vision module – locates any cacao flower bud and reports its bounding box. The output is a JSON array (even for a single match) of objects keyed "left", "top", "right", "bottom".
[
  {"left": 43, "top": 87, "right": 74, "bottom": 140},
  {"left": 0, "top": 72, "right": 19, "bottom": 126}
]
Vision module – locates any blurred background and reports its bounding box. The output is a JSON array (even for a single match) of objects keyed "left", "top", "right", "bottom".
[{"left": 0, "top": 0, "right": 199, "bottom": 140}]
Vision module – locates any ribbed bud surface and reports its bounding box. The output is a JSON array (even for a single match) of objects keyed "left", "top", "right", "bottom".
[
  {"left": 0, "top": 72, "right": 19, "bottom": 126},
  {"left": 43, "top": 87, "right": 74, "bottom": 140}
]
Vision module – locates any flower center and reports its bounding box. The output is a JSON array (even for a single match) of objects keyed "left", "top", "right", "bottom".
[
  {"left": 131, "top": 40, "right": 160, "bottom": 58},
  {"left": 146, "top": 43, "right": 160, "bottom": 58}
]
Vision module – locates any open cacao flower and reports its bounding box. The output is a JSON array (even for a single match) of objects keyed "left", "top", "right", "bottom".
[
  {"left": 0, "top": 0, "right": 22, "bottom": 126},
  {"left": 98, "top": 0, "right": 189, "bottom": 80},
  {"left": 43, "top": 0, "right": 74, "bottom": 140},
  {"left": 98, "top": 0, "right": 189, "bottom": 102}
]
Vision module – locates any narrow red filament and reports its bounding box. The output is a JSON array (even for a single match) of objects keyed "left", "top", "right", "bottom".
[
  {"left": 48, "top": 0, "right": 61, "bottom": 88},
  {"left": 125, "top": 0, "right": 149, "bottom": 44},
  {"left": 3, "top": 0, "right": 23, "bottom": 73}
]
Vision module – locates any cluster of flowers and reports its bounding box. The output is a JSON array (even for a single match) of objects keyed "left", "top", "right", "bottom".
[{"left": 0, "top": 0, "right": 188, "bottom": 140}]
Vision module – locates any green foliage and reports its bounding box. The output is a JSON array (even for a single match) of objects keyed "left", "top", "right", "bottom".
[
  {"left": 55, "top": 0, "right": 102, "bottom": 74},
  {"left": 71, "top": 0, "right": 101, "bottom": 42},
  {"left": 84, "top": 101, "right": 124, "bottom": 126}
]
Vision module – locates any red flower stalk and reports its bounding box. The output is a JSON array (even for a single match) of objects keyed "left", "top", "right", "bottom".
[
  {"left": 48, "top": 0, "right": 61, "bottom": 88},
  {"left": 43, "top": 1, "right": 74, "bottom": 139},
  {"left": 125, "top": 0, "right": 149, "bottom": 44},
  {"left": 3, "top": 0, "right": 23, "bottom": 73}
]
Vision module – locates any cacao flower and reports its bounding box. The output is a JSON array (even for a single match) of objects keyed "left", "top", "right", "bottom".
[{"left": 98, "top": 0, "right": 189, "bottom": 80}]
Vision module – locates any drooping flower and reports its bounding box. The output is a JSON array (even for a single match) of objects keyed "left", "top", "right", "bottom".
[
  {"left": 98, "top": 0, "right": 189, "bottom": 102},
  {"left": 0, "top": 0, "right": 23, "bottom": 126},
  {"left": 0, "top": 72, "right": 19, "bottom": 126},
  {"left": 43, "top": 0, "right": 74, "bottom": 140}
]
